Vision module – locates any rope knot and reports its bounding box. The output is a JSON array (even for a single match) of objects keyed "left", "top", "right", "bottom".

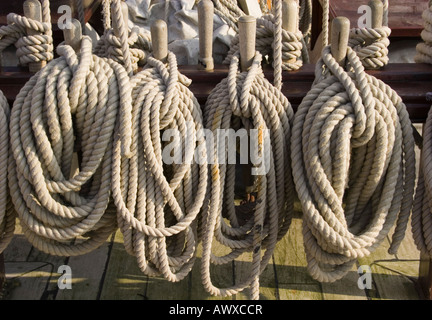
[
  {"left": 3, "top": 12, "right": 53, "bottom": 67},
  {"left": 228, "top": 52, "right": 263, "bottom": 119},
  {"left": 145, "top": 52, "right": 193, "bottom": 129},
  {"left": 319, "top": 46, "right": 376, "bottom": 148}
]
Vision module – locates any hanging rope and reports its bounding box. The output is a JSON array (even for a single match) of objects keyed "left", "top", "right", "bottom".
[
  {"left": 0, "top": 0, "right": 53, "bottom": 68},
  {"left": 291, "top": 44, "right": 416, "bottom": 282},
  {"left": 412, "top": 109, "right": 432, "bottom": 258},
  {"left": 8, "top": 35, "right": 132, "bottom": 256},
  {"left": 111, "top": 49, "right": 209, "bottom": 282},
  {"left": 348, "top": 0, "right": 390, "bottom": 69},
  {"left": 200, "top": 49, "right": 294, "bottom": 299},
  {"left": 0, "top": 91, "right": 16, "bottom": 254},
  {"left": 415, "top": 1, "right": 432, "bottom": 64}
]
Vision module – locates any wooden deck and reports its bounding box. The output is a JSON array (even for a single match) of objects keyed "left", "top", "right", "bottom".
[{"left": 1, "top": 203, "right": 424, "bottom": 300}]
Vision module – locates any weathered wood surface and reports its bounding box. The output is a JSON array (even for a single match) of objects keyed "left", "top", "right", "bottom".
[{"left": 1, "top": 210, "right": 423, "bottom": 300}]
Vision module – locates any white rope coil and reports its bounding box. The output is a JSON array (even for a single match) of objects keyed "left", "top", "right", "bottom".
[
  {"left": 224, "top": 14, "right": 306, "bottom": 71},
  {"left": 415, "top": 3, "right": 432, "bottom": 64},
  {"left": 291, "top": 45, "right": 416, "bottom": 283},
  {"left": 348, "top": 26, "right": 391, "bottom": 69},
  {"left": 0, "top": 91, "right": 16, "bottom": 254},
  {"left": 200, "top": 51, "right": 295, "bottom": 299},
  {"left": 8, "top": 36, "right": 133, "bottom": 256},
  {"left": 0, "top": 0, "right": 53, "bottom": 67},
  {"left": 111, "top": 51, "right": 208, "bottom": 282}
]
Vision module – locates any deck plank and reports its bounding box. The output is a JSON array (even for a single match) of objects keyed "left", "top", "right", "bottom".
[
  {"left": 273, "top": 212, "right": 327, "bottom": 300},
  {"left": 98, "top": 230, "right": 148, "bottom": 300},
  {"left": 55, "top": 234, "right": 115, "bottom": 300},
  {"left": 234, "top": 254, "right": 278, "bottom": 300},
  {"left": 357, "top": 235, "right": 420, "bottom": 300},
  {"left": 320, "top": 269, "right": 368, "bottom": 300}
]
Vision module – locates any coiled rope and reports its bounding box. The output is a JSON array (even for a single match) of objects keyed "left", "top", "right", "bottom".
[
  {"left": 201, "top": 0, "right": 294, "bottom": 299},
  {"left": 8, "top": 35, "right": 132, "bottom": 256},
  {"left": 0, "top": 91, "right": 15, "bottom": 254},
  {"left": 0, "top": 0, "right": 53, "bottom": 68},
  {"left": 348, "top": 0, "right": 390, "bottom": 69},
  {"left": 201, "top": 49, "right": 294, "bottom": 299},
  {"left": 415, "top": 1, "right": 432, "bottom": 64},
  {"left": 111, "top": 19, "right": 208, "bottom": 281},
  {"left": 291, "top": 42, "right": 416, "bottom": 282}
]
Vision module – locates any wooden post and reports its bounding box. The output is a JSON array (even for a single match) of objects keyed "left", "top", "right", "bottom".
[
  {"left": 151, "top": 19, "right": 168, "bottom": 63},
  {"left": 369, "top": 0, "right": 383, "bottom": 29},
  {"left": 331, "top": 16, "right": 350, "bottom": 67},
  {"left": 198, "top": 0, "right": 214, "bottom": 71},
  {"left": 238, "top": 15, "right": 256, "bottom": 72},
  {"left": 63, "top": 19, "right": 82, "bottom": 52},
  {"left": 23, "top": 0, "right": 46, "bottom": 72},
  {"left": 282, "top": 0, "right": 298, "bottom": 65}
]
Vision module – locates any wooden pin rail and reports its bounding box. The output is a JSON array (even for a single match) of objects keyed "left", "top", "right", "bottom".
[{"left": 0, "top": 63, "right": 431, "bottom": 123}]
